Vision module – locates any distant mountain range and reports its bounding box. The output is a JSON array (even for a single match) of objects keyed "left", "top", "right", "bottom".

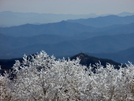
[
  {"left": 1, "top": 21, "right": 134, "bottom": 37},
  {"left": 117, "top": 12, "right": 134, "bottom": 17},
  {"left": 0, "top": 11, "right": 134, "bottom": 27},
  {"left": 0, "top": 21, "right": 97, "bottom": 37},
  {"left": 0, "top": 11, "right": 98, "bottom": 27},
  {"left": 0, "top": 32, "right": 134, "bottom": 63},
  {"left": 0, "top": 14, "right": 134, "bottom": 64},
  {"left": 68, "top": 15, "right": 134, "bottom": 27},
  {"left": 90, "top": 47, "right": 134, "bottom": 63}
]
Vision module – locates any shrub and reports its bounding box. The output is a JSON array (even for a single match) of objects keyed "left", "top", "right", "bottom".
[{"left": 0, "top": 51, "right": 134, "bottom": 101}]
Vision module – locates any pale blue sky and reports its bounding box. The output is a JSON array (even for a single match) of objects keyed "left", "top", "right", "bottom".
[{"left": 0, "top": 0, "right": 134, "bottom": 15}]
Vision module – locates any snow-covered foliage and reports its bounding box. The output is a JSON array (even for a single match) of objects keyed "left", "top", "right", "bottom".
[{"left": 0, "top": 51, "right": 134, "bottom": 101}]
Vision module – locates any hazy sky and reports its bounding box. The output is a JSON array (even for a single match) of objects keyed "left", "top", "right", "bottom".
[{"left": 0, "top": 0, "right": 134, "bottom": 15}]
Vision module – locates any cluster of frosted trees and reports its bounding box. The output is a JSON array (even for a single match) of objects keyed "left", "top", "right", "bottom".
[{"left": 0, "top": 51, "right": 134, "bottom": 101}]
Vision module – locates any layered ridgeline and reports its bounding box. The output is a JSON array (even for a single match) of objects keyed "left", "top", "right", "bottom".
[
  {"left": 0, "top": 11, "right": 134, "bottom": 27},
  {"left": 0, "top": 15, "right": 134, "bottom": 63},
  {"left": 0, "top": 11, "right": 98, "bottom": 27}
]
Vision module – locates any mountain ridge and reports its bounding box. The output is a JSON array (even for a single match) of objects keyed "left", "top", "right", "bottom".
[
  {"left": 89, "top": 47, "right": 134, "bottom": 63},
  {"left": 0, "top": 33, "right": 134, "bottom": 59},
  {"left": 1, "top": 21, "right": 134, "bottom": 37},
  {"left": 0, "top": 21, "right": 97, "bottom": 37},
  {"left": 0, "top": 14, "right": 134, "bottom": 63},
  {"left": 1, "top": 11, "right": 134, "bottom": 27},
  {"left": 0, "top": 11, "right": 98, "bottom": 27},
  {"left": 67, "top": 15, "right": 134, "bottom": 27},
  {"left": 70, "top": 53, "right": 122, "bottom": 69}
]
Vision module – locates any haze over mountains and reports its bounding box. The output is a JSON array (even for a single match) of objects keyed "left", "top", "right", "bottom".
[
  {"left": 68, "top": 15, "right": 134, "bottom": 27},
  {"left": 0, "top": 12, "right": 134, "bottom": 63},
  {"left": 0, "top": 11, "right": 134, "bottom": 27},
  {"left": 0, "top": 11, "right": 98, "bottom": 27}
]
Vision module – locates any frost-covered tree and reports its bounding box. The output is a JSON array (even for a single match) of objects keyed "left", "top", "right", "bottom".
[{"left": 0, "top": 51, "right": 134, "bottom": 101}]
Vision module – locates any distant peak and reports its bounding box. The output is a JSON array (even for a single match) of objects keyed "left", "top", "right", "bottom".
[
  {"left": 77, "top": 53, "right": 88, "bottom": 56},
  {"left": 60, "top": 20, "right": 66, "bottom": 22},
  {"left": 71, "top": 53, "right": 89, "bottom": 59}
]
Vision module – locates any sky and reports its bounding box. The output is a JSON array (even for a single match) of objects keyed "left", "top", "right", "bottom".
[{"left": 0, "top": 0, "right": 134, "bottom": 15}]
